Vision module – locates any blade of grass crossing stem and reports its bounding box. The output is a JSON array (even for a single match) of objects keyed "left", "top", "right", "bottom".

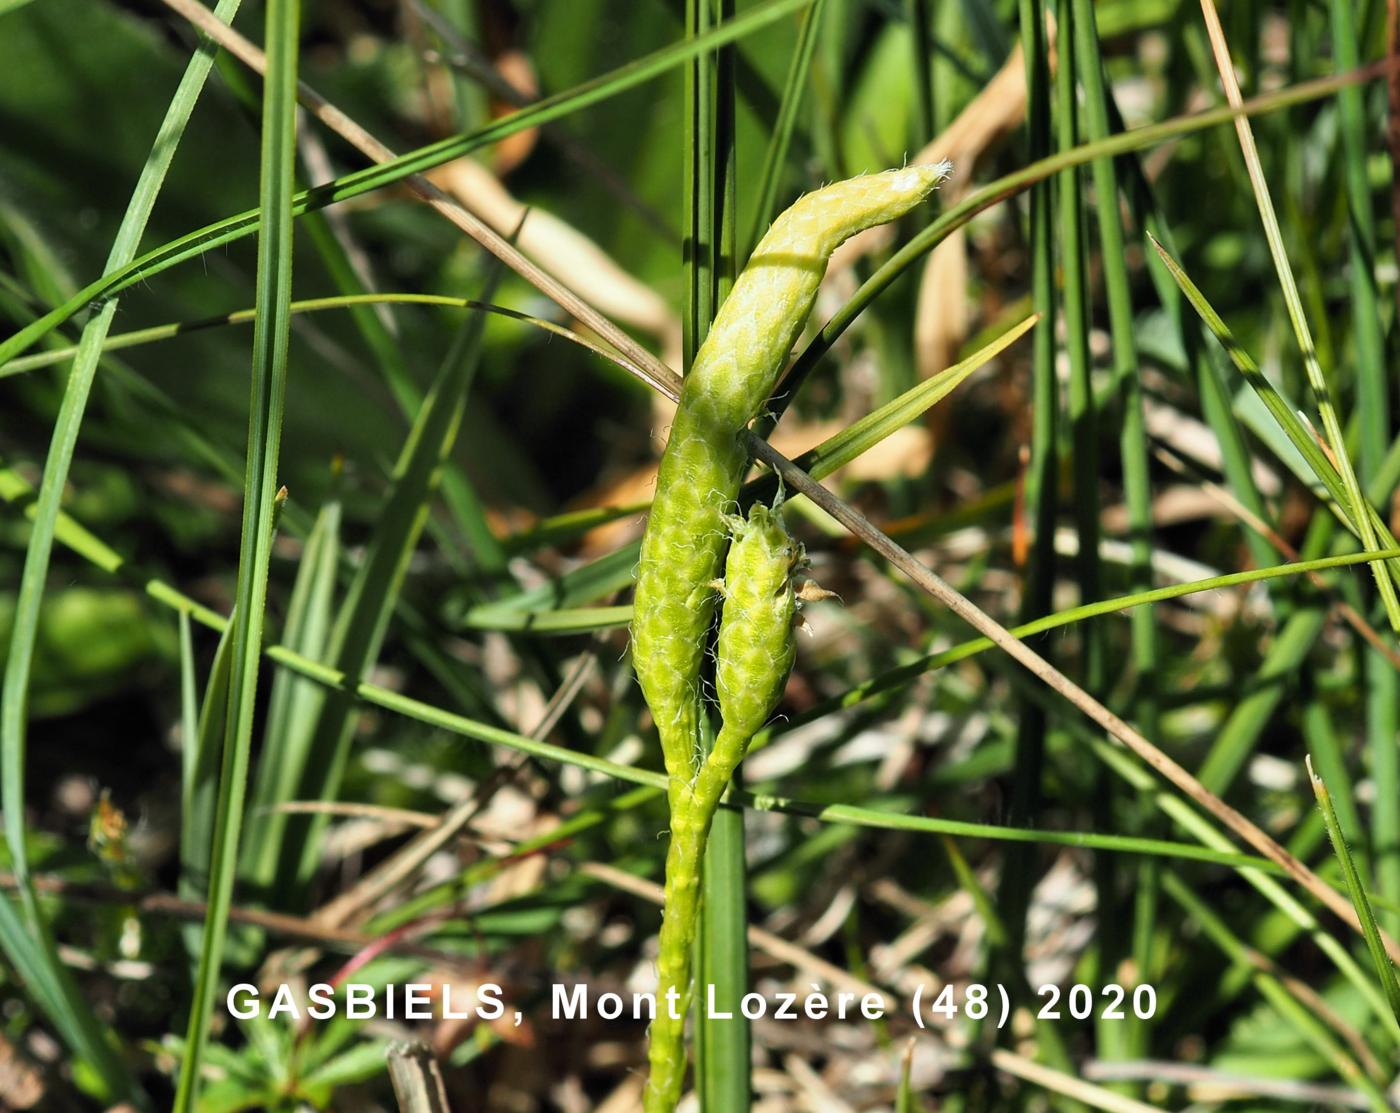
[
  {"left": 1151, "top": 237, "right": 1400, "bottom": 580},
  {"left": 1330, "top": 0, "right": 1400, "bottom": 936},
  {"left": 238, "top": 500, "right": 340, "bottom": 918},
  {"left": 458, "top": 316, "right": 1032, "bottom": 625},
  {"left": 180, "top": 619, "right": 234, "bottom": 963},
  {"left": 274, "top": 257, "right": 506, "bottom": 904},
  {"left": 173, "top": 0, "right": 299, "bottom": 1101},
  {"left": 0, "top": 0, "right": 243, "bottom": 1097},
  {"left": 744, "top": 0, "right": 825, "bottom": 257},
  {"left": 1071, "top": 0, "right": 1158, "bottom": 1074},
  {"left": 1309, "top": 758, "right": 1400, "bottom": 1027},
  {"left": 1198, "top": 0, "right": 1400, "bottom": 632},
  {"left": 0, "top": 0, "right": 811, "bottom": 369},
  {"left": 687, "top": 0, "right": 752, "bottom": 1103},
  {"left": 177, "top": 613, "right": 199, "bottom": 807},
  {"left": 1161, "top": 871, "right": 1393, "bottom": 1111}
]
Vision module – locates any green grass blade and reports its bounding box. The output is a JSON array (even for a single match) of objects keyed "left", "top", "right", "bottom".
[
  {"left": 1072, "top": 0, "right": 1159, "bottom": 1077},
  {"left": 1328, "top": 0, "right": 1400, "bottom": 937},
  {"left": 459, "top": 606, "right": 634, "bottom": 633},
  {"left": 177, "top": 612, "right": 199, "bottom": 799},
  {"left": 180, "top": 616, "right": 234, "bottom": 961},
  {"left": 1302, "top": 698, "right": 1367, "bottom": 875},
  {"left": 0, "top": 894, "right": 125, "bottom": 1105},
  {"left": 792, "top": 315, "right": 1036, "bottom": 480},
  {"left": 1308, "top": 757, "right": 1400, "bottom": 1026},
  {"left": 998, "top": 0, "right": 1058, "bottom": 1006},
  {"left": 906, "top": 0, "right": 933, "bottom": 142},
  {"left": 1196, "top": 606, "right": 1328, "bottom": 794},
  {"left": 1055, "top": 0, "right": 1102, "bottom": 692},
  {"left": 896, "top": 1038, "right": 918, "bottom": 1113},
  {"left": 1054, "top": 7, "right": 1115, "bottom": 1078},
  {"left": 698, "top": 736, "right": 751, "bottom": 1113},
  {"left": 0, "top": 0, "right": 244, "bottom": 1097},
  {"left": 744, "top": 0, "right": 825, "bottom": 256},
  {"left": 1150, "top": 237, "right": 1400, "bottom": 579},
  {"left": 0, "top": 292, "right": 652, "bottom": 380},
  {"left": 238, "top": 498, "right": 340, "bottom": 904},
  {"left": 172, "top": 0, "right": 299, "bottom": 1099}
]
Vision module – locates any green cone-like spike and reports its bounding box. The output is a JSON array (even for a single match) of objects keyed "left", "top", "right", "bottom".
[
  {"left": 634, "top": 165, "right": 951, "bottom": 1113},
  {"left": 632, "top": 164, "right": 953, "bottom": 781},
  {"left": 713, "top": 502, "right": 801, "bottom": 759}
]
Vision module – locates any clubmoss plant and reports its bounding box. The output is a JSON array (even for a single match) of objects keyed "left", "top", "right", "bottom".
[{"left": 633, "top": 164, "right": 951, "bottom": 1112}]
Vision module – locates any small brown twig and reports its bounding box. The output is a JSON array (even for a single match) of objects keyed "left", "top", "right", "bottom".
[{"left": 387, "top": 1041, "right": 452, "bottom": 1113}]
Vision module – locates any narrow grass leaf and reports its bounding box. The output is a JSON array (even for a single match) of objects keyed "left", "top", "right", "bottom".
[
  {"left": 1327, "top": 0, "right": 1400, "bottom": 936},
  {"left": 1308, "top": 757, "right": 1400, "bottom": 1026},
  {"left": 172, "top": 0, "right": 299, "bottom": 1100},
  {"left": 0, "top": 0, "right": 243, "bottom": 1097},
  {"left": 1150, "top": 237, "right": 1400, "bottom": 582},
  {"left": 239, "top": 499, "right": 341, "bottom": 908},
  {"left": 1197, "top": 0, "right": 1400, "bottom": 631},
  {"left": 180, "top": 618, "right": 234, "bottom": 961},
  {"left": 745, "top": 0, "right": 826, "bottom": 256}
]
